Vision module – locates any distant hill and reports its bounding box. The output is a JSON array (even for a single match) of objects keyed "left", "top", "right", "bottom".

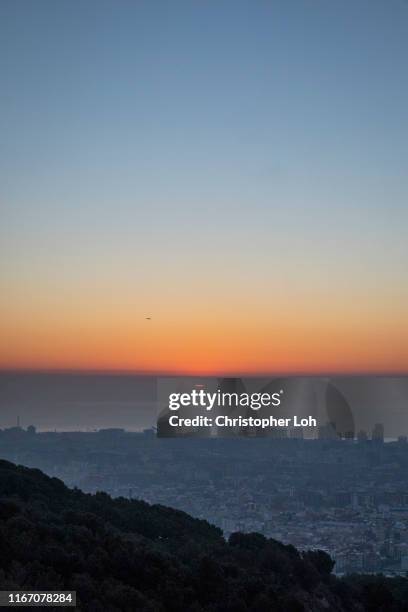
[{"left": 0, "top": 459, "right": 407, "bottom": 611}]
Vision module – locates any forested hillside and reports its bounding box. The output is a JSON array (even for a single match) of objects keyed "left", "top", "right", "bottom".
[{"left": 0, "top": 459, "right": 407, "bottom": 611}]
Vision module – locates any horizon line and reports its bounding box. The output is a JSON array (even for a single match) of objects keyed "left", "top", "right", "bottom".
[{"left": 1, "top": 366, "right": 408, "bottom": 378}]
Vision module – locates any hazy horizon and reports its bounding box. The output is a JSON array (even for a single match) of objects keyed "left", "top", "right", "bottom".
[{"left": 1, "top": 371, "right": 408, "bottom": 438}]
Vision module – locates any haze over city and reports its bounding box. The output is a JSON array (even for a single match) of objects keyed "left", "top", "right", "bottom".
[{"left": 3, "top": 5, "right": 408, "bottom": 604}]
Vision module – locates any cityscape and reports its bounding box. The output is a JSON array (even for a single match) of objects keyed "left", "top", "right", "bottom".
[{"left": 1, "top": 422, "right": 408, "bottom": 578}]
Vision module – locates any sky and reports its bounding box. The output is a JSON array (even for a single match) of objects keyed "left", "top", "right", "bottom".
[{"left": 1, "top": 0, "right": 408, "bottom": 375}]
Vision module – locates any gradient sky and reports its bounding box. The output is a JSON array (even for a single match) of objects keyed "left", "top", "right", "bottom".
[{"left": 1, "top": 0, "right": 407, "bottom": 375}]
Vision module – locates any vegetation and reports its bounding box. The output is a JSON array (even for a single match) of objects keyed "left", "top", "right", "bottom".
[{"left": 0, "top": 459, "right": 407, "bottom": 611}]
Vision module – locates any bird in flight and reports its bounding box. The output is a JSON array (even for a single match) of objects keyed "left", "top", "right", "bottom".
[{"left": 145, "top": 317, "right": 151, "bottom": 320}]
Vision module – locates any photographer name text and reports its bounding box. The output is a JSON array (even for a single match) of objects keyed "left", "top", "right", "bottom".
[{"left": 168, "top": 415, "right": 317, "bottom": 429}]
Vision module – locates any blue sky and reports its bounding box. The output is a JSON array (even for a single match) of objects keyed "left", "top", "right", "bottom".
[{"left": 1, "top": 0, "right": 407, "bottom": 373}]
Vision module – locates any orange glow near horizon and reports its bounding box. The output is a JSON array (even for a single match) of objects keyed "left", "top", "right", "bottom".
[
  {"left": 1, "top": 293, "right": 407, "bottom": 376},
  {"left": 2, "top": 0, "right": 408, "bottom": 379},
  {"left": 2, "top": 253, "right": 408, "bottom": 376}
]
